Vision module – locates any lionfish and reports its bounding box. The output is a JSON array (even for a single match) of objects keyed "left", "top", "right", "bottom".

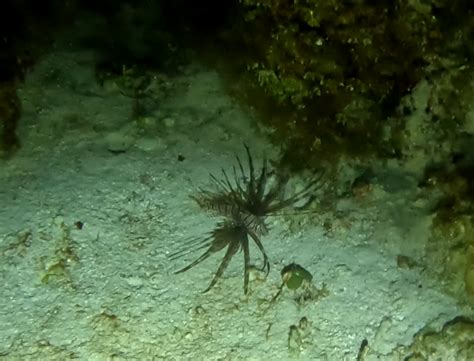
[{"left": 170, "top": 146, "right": 319, "bottom": 294}]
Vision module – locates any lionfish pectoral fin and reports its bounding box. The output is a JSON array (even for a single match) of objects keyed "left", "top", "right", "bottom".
[
  {"left": 248, "top": 229, "right": 270, "bottom": 277},
  {"left": 203, "top": 240, "right": 240, "bottom": 293},
  {"left": 242, "top": 236, "right": 250, "bottom": 294},
  {"left": 174, "top": 249, "right": 215, "bottom": 274}
]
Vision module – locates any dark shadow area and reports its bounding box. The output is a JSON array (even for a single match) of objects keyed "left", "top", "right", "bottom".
[{"left": 0, "top": 0, "right": 238, "bottom": 156}]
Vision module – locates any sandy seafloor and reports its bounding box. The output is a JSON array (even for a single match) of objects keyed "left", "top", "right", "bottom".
[{"left": 0, "top": 46, "right": 470, "bottom": 360}]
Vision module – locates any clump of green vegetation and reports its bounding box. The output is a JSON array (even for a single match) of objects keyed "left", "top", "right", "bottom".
[
  {"left": 421, "top": 156, "right": 474, "bottom": 301},
  {"left": 39, "top": 219, "right": 79, "bottom": 287},
  {"left": 224, "top": 0, "right": 473, "bottom": 168},
  {"left": 1, "top": 229, "right": 32, "bottom": 258}
]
